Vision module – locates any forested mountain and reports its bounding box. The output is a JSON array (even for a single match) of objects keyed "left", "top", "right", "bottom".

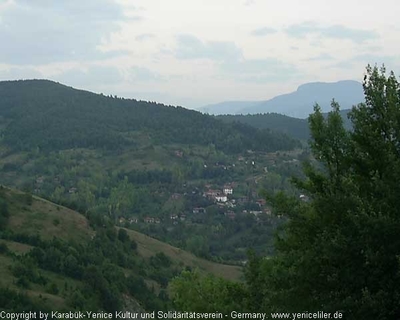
[
  {"left": 217, "top": 109, "right": 352, "bottom": 141},
  {"left": 0, "top": 79, "right": 304, "bottom": 263},
  {"left": 0, "top": 80, "right": 299, "bottom": 153},
  {"left": 200, "top": 80, "right": 363, "bottom": 118}
]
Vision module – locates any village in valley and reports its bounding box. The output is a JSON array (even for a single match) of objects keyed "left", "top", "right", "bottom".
[
  {"left": 121, "top": 182, "right": 273, "bottom": 226},
  {"left": 115, "top": 148, "right": 310, "bottom": 228},
  {"left": 21, "top": 145, "right": 311, "bottom": 260}
]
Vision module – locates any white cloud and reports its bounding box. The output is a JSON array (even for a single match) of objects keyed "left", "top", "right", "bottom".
[
  {"left": 53, "top": 65, "right": 123, "bottom": 87},
  {"left": 0, "top": 67, "right": 43, "bottom": 80},
  {"left": 129, "top": 66, "right": 165, "bottom": 82},
  {"left": 135, "top": 33, "right": 156, "bottom": 41},
  {"left": 251, "top": 27, "right": 278, "bottom": 36},
  {"left": 285, "top": 21, "right": 379, "bottom": 43},
  {"left": 0, "top": 0, "right": 399, "bottom": 108},
  {"left": 0, "top": 0, "right": 130, "bottom": 64},
  {"left": 305, "top": 53, "right": 335, "bottom": 61},
  {"left": 174, "top": 34, "right": 242, "bottom": 62}
]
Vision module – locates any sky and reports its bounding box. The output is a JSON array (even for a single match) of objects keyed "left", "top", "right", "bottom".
[{"left": 0, "top": 0, "right": 399, "bottom": 109}]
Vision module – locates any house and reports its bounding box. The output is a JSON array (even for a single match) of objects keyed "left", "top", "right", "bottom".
[
  {"left": 225, "top": 201, "right": 236, "bottom": 208},
  {"left": 174, "top": 150, "right": 183, "bottom": 158},
  {"left": 264, "top": 208, "right": 272, "bottom": 215},
  {"left": 204, "top": 189, "right": 220, "bottom": 198},
  {"left": 207, "top": 189, "right": 220, "bottom": 196},
  {"left": 256, "top": 199, "right": 266, "bottom": 207},
  {"left": 171, "top": 193, "right": 182, "bottom": 200},
  {"left": 155, "top": 218, "right": 161, "bottom": 224},
  {"left": 69, "top": 187, "right": 77, "bottom": 194},
  {"left": 170, "top": 214, "right": 178, "bottom": 220},
  {"left": 215, "top": 195, "right": 228, "bottom": 203},
  {"left": 193, "top": 207, "right": 206, "bottom": 214},
  {"left": 144, "top": 217, "right": 155, "bottom": 223},
  {"left": 299, "top": 194, "right": 310, "bottom": 202},
  {"left": 129, "top": 218, "right": 138, "bottom": 224},
  {"left": 36, "top": 177, "right": 44, "bottom": 184},
  {"left": 250, "top": 210, "right": 263, "bottom": 217},
  {"left": 223, "top": 185, "right": 233, "bottom": 195},
  {"left": 119, "top": 217, "right": 126, "bottom": 224},
  {"left": 180, "top": 214, "right": 186, "bottom": 221}
]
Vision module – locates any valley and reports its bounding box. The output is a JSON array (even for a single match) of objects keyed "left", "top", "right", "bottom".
[
  {"left": 0, "top": 80, "right": 309, "bottom": 313},
  {"left": 0, "top": 80, "right": 307, "bottom": 263}
]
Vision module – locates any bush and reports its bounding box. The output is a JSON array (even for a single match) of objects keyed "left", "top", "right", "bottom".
[
  {"left": 0, "top": 243, "right": 9, "bottom": 254},
  {"left": 46, "top": 282, "right": 59, "bottom": 295},
  {"left": 117, "top": 228, "right": 129, "bottom": 243}
]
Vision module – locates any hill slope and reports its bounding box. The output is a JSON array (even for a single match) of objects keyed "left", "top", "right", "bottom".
[
  {"left": 217, "top": 113, "right": 310, "bottom": 141},
  {"left": 0, "top": 79, "right": 299, "bottom": 154},
  {"left": 200, "top": 80, "right": 364, "bottom": 118},
  {"left": 217, "top": 109, "right": 353, "bottom": 141},
  {"left": 0, "top": 187, "right": 242, "bottom": 312}
]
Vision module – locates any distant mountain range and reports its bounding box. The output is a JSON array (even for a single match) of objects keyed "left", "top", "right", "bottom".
[{"left": 201, "top": 80, "right": 364, "bottom": 118}]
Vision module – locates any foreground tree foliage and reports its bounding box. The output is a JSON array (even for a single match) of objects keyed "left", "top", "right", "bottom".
[{"left": 172, "top": 65, "right": 400, "bottom": 319}]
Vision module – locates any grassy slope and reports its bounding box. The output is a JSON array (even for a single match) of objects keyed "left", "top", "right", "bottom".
[
  {"left": 5, "top": 189, "right": 92, "bottom": 242},
  {"left": 0, "top": 188, "right": 93, "bottom": 308},
  {"left": 125, "top": 229, "right": 242, "bottom": 281}
]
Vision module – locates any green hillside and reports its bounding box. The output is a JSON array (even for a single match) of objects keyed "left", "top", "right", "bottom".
[
  {"left": 217, "top": 113, "right": 310, "bottom": 140},
  {"left": 0, "top": 80, "right": 299, "bottom": 153},
  {"left": 0, "top": 186, "right": 242, "bottom": 312},
  {"left": 216, "top": 109, "right": 352, "bottom": 141}
]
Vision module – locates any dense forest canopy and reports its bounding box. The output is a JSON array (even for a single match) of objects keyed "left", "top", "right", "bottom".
[
  {"left": 172, "top": 66, "right": 400, "bottom": 319},
  {"left": 216, "top": 109, "right": 352, "bottom": 141},
  {"left": 217, "top": 113, "right": 311, "bottom": 140},
  {"left": 0, "top": 80, "right": 299, "bottom": 153}
]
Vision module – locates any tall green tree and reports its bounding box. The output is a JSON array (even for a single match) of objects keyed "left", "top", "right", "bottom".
[
  {"left": 171, "top": 65, "right": 400, "bottom": 319},
  {"left": 171, "top": 270, "right": 246, "bottom": 314},
  {"left": 260, "top": 65, "right": 400, "bottom": 319}
]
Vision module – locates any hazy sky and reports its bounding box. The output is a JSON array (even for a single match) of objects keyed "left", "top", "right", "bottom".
[{"left": 0, "top": 0, "right": 399, "bottom": 109}]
